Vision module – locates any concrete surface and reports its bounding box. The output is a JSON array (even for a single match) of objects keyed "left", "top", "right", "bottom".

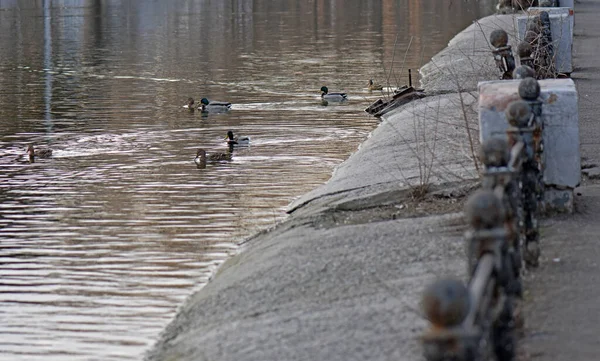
[
  {"left": 419, "top": 14, "right": 517, "bottom": 93},
  {"left": 145, "top": 213, "right": 467, "bottom": 361}
]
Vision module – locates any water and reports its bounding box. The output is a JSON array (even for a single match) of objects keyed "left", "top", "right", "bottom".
[{"left": 0, "top": 1, "right": 495, "bottom": 360}]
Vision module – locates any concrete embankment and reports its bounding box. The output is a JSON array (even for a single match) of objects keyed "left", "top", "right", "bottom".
[{"left": 145, "top": 14, "right": 516, "bottom": 361}]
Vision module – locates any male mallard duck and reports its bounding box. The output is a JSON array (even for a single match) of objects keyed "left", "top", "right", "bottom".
[
  {"left": 183, "top": 97, "right": 195, "bottom": 110},
  {"left": 26, "top": 145, "right": 52, "bottom": 162},
  {"left": 194, "top": 148, "right": 231, "bottom": 166},
  {"left": 320, "top": 86, "right": 347, "bottom": 102},
  {"left": 225, "top": 130, "right": 250, "bottom": 146},
  {"left": 200, "top": 98, "right": 232, "bottom": 113},
  {"left": 367, "top": 79, "right": 384, "bottom": 91}
]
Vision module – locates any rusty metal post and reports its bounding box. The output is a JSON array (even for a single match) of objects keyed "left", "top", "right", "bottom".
[
  {"left": 479, "top": 138, "right": 523, "bottom": 295},
  {"left": 421, "top": 279, "right": 477, "bottom": 361},
  {"left": 517, "top": 42, "right": 535, "bottom": 72},
  {"left": 421, "top": 190, "right": 517, "bottom": 361},
  {"left": 505, "top": 100, "right": 541, "bottom": 267},
  {"left": 519, "top": 78, "right": 543, "bottom": 163},
  {"left": 490, "top": 29, "right": 516, "bottom": 80},
  {"left": 513, "top": 64, "right": 536, "bottom": 80},
  {"left": 464, "top": 190, "right": 517, "bottom": 360},
  {"left": 539, "top": 0, "right": 558, "bottom": 7}
]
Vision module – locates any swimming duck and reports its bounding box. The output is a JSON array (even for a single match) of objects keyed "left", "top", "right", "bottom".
[
  {"left": 320, "top": 86, "right": 347, "bottom": 102},
  {"left": 194, "top": 148, "right": 231, "bottom": 166},
  {"left": 225, "top": 130, "right": 250, "bottom": 146},
  {"left": 183, "top": 97, "right": 195, "bottom": 110},
  {"left": 367, "top": 79, "right": 384, "bottom": 91},
  {"left": 200, "top": 98, "right": 232, "bottom": 113},
  {"left": 26, "top": 145, "right": 52, "bottom": 162}
]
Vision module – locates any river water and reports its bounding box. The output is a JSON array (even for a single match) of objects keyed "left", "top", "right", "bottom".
[{"left": 0, "top": 1, "right": 495, "bottom": 360}]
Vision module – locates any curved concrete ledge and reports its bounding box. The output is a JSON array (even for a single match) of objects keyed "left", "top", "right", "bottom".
[
  {"left": 146, "top": 13, "right": 517, "bottom": 361},
  {"left": 420, "top": 14, "right": 516, "bottom": 93}
]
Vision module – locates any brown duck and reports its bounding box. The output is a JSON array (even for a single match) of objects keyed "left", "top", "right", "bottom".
[
  {"left": 26, "top": 145, "right": 52, "bottom": 162},
  {"left": 194, "top": 148, "right": 231, "bottom": 167}
]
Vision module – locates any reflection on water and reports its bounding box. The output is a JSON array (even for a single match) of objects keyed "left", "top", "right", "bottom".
[{"left": 0, "top": 1, "right": 495, "bottom": 360}]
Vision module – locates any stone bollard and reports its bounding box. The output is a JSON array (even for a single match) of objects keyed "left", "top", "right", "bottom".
[
  {"left": 528, "top": 6, "right": 574, "bottom": 39},
  {"left": 516, "top": 8, "right": 573, "bottom": 75},
  {"left": 478, "top": 78, "right": 580, "bottom": 214},
  {"left": 490, "top": 29, "right": 516, "bottom": 80}
]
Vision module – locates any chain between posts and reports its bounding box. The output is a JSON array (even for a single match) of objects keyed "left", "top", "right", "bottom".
[{"left": 420, "top": 76, "right": 545, "bottom": 361}]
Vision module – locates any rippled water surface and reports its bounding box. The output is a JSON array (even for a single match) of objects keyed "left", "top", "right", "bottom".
[{"left": 0, "top": 1, "right": 495, "bottom": 360}]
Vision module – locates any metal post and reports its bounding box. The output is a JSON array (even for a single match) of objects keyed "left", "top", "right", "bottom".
[
  {"left": 479, "top": 138, "right": 524, "bottom": 295},
  {"left": 490, "top": 29, "right": 516, "bottom": 80},
  {"left": 517, "top": 42, "right": 535, "bottom": 73},
  {"left": 505, "top": 100, "right": 541, "bottom": 267}
]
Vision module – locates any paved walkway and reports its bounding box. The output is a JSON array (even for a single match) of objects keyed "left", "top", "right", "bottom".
[{"left": 522, "top": 1, "right": 600, "bottom": 359}]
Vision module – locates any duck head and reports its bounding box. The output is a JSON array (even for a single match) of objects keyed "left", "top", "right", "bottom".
[
  {"left": 196, "top": 148, "right": 207, "bottom": 159},
  {"left": 320, "top": 86, "right": 329, "bottom": 95},
  {"left": 187, "top": 97, "right": 195, "bottom": 108},
  {"left": 200, "top": 98, "right": 210, "bottom": 105},
  {"left": 195, "top": 149, "right": 207, "bottom": 168},
  {"left": 26, "top": 145, "right": 35, "bottom": 162},
  {"left": 368, "top": 80, "right": 374, "bottom": 86},
  {"left": 225, "top": 131, "right": 235, "bottom": 141}
]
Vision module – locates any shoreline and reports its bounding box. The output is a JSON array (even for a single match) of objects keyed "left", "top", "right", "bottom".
[{"left": 145, "top": 13, "right": 518, "bottom": 361}]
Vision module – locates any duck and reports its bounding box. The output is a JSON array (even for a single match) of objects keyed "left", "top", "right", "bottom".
[
  {"left": 367, "top": 79, "right": 384, "bottom": 91},
  {"left": 320, "top": 86, "right": 347, "bottom": 102},
  {"left": 26, "top": 145, "right": 52, "bottom": 162},
  {"left": 225, "top": 130, "right": 250, "bottom": 146},
  {"left": 183, "top": 97, "right": 195, "bottom": 110},
  {"left": 200, "top": 97, "right": 232, "bottom": 113},
  {"left": 194, "top": 148, "right": 231, "bottom": 166}
]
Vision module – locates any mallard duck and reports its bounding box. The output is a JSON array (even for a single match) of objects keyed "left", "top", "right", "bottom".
[
  {"left": 194, "top": 148, "right": 231, "bottom": 166},
  {"left": 320, "top": 86, "right": 347, "bottom": 102},
  {"left": 200, "top": 98, "right": 232, "bottom": 113},
  {"left": 367, "top": 79, "right": 384, "bottom": 91},
  {"left": 183, "top": 97, "right": 195, "bottom": 110},
  {"left": 225, "top": 130, "right": 250, "bottom": 146},
  {"left": 26, "top": 145, "right": 52, "bottom": 162}
]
